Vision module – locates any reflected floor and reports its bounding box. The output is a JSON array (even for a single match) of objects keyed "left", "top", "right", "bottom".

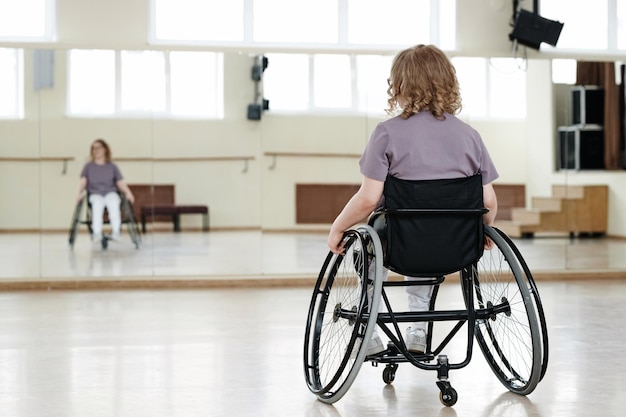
[
  {"left": 1, "top": 231, "right": 625, "bottom": 283},
  {"left": 0, "top": 281, "right": 625, "bottom": 417}
]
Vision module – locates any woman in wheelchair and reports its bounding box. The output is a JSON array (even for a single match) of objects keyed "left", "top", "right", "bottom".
[
  {"left": 76, "top": 139, "right": 135, "bottom": 242},
  {"left": 327, "top": 44, "right": 499, "bottom": 357}
]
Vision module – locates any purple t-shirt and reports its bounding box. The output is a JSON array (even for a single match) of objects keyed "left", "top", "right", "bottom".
[
  {"left": 80, "top": 161, "right": 123, "bottom": 196},
  {"left": 360, "top": 112, "right": 499, "bottom": 184}
]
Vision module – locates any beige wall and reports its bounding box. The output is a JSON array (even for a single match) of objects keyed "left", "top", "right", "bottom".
[{"left": 1, "top": 0, "right": 625, "bottom": 237}]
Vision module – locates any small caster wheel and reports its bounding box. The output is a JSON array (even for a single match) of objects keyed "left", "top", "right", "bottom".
[
  {"left": 439, "top": 386, "right": 458, "bottom": 407},
  {"left": 382, "top": 364, "right": 397, "bottom": 384},
  {"left": 101, "top": 236, "right": 109, "bottom": 250}
]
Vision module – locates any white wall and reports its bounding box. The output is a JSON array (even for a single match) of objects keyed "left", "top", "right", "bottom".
[{"left": 1, "top": 0, "right": 624, "bottom": 237}]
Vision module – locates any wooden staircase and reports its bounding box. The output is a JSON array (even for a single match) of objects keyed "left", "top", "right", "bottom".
[{"left": 495, "top": 185, "right": 608, "bottom": 238}]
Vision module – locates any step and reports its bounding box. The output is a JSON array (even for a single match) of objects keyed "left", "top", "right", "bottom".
[
  {"left": 511, "top": 208, "right": 541, "bottom": 225},
  {"left": 532, "top": 197, "right": 562, "bottom": 211},
  {"left": 493, "top": 220, "right": 535, "bottom": 238},
  {"left": 552, "top": 185, "right": 585, "bottom": 199}
]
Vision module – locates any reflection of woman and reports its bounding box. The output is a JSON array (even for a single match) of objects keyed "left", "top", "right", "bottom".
[{"left": 76, "top": 139, "right": 134, "bottom": 241}]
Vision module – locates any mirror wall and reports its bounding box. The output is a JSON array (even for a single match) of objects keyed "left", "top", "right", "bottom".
[{"left": 1, "top": 49, "right": 624, "bottom": 284}]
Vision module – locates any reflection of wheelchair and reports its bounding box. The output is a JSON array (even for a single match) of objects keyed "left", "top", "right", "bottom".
[
  {"left": 68, "top": 193, "right": 141, "bottom": 250},
  {"left": 304, "top": 175, "right": 548, "bottom": 406}
]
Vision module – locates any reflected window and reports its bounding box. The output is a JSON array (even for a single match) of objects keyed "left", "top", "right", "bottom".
[
  {"left": 121, "top": 50, "right": 166, "bottom": 113},
  {"left": 261, "top": 54, "right": 309, "bottom": 111},
  {"left": 313, "top": 55, "right": 351, "bottom": 109},
  {"left": 169, "top": 51, "right": 224, "bottom": 118},
  {"left": 0, "top": 0, "right": 55, "bottom": 41},
  {"left": 68, "top": 50, "right": 115, "bottom": 115},
  {"left": 454, "top": 57, "right": 526, "bottom": 119},
  {"left": 68, "top": 49, "right": 224, "bottom": 119},
  {"left": 265, "top": 54, "right": 525, "bottom": 118},
  {"left": 264, "top": 53, "right": 392, "bottom": 114},
  {"left": 552, "top": 59, "right": 577, "bottom": 84},
  {"left": 356, "top": 55, "right": 394, "bottom": 115},
  {"left": 0, "top": 48, "right": 24, "bottom": 119}
]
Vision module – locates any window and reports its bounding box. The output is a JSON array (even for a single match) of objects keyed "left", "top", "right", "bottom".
[
  {"left": 541, "top": 0, "right": 608, "bottom": 50},
  {"left": 152, "top": 0, "right": 243, "bottom": 42},
  {"left": 67, "top": 50, "right": 224, "bottom": 119},
  {"left": 346, "top": 0, "right": 430, "bottom": 45},
  {"left": 0, "top": 49, "right": 24, "bottom": 119},
  {"left": 254, "top": 0, "right": 338, "bottom": 43},
  {"left": 0, "top": 0, "right": 55, "bottom": 41},
  {"left": 150, "top": 0, "right": 456, "bottom": 51},
  {"left": 540, "top": 0, "right": 626, "bottom": 51},
  {"left": 619, "top": 0, "right": 626, "bottom": 49}
]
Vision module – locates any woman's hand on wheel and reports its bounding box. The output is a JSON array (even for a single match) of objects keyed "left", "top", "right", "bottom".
[{"left": 327, "top": 230, "right": 346, "bottom": 255}]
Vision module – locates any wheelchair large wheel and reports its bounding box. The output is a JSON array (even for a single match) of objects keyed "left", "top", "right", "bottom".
[
  {"left": 68, "top": 197, "right": 85, "bottom": 248},
  {"left": 303, "top": 225, "right": 383, "bottom": 403},
  {"left": 468, "top": 225, "right": 543, "bottom": 395},
  {"left": 121, "top": 198, "right": 141, "bottom": 249},
  {"left": 491, "top": 227, "right": 549, "bottom": 382}
]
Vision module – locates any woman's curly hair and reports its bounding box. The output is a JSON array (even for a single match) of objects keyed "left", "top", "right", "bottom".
[{"left": 386, "top": 44, "right": 462, "bottom": 120}]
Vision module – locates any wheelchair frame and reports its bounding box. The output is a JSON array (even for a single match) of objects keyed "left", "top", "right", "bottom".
[
  {"left": 303, "top": 224, "right": 548, "bottom": 406},
  {"left": 68, "top": 194, "right": 142, "bottom": 250}
]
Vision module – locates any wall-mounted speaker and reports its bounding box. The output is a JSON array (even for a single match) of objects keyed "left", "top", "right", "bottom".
[
  {"left": 509, "top": 9, "right": 564, "bottom": 50},
  {"left": 247, "top": 104, "right": 262, "bottom": 120}
]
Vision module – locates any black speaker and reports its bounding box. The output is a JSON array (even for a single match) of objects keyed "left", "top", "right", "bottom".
[
  {"left": 572, "top": 86, "right": 604, "bottom": 125},
  {"left": 558, "top": 125, "right": 604, "bottom": 170},
  {"left": 509, "top": 9, "right": 564, "bottom": 50},
  {"left": 247, "top": 104, "right": 262, "bottom": 120}
]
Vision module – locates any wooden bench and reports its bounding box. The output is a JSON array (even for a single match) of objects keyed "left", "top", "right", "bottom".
[{"left": 128, "top": 184, "right": 209, "bottom": 233}]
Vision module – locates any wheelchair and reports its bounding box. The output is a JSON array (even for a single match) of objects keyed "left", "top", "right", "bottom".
[
  {"left": 303, "top": 175, "right": 548, "bottom": 406},
  {"left": 68, "top": 193, "right": 142, "bottom": 250}
]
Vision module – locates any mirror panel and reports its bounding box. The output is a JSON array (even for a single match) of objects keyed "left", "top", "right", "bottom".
[
  {"left": 2, "top": 49, "right": 624, "bottom": 284},
  {"left": 0, "top": 48, "right": 42, "bottom": 281}
]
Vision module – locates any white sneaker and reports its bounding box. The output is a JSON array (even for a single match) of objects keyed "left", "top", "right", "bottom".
[
  {"left": 111, "top": 233, "right": 121, "bottom": 241},
  {"left": 406, "top": 327, "right": 427, "bottom": 353},
  {"left": 92, "top": 233, "right": 102, "bottom": 242},
  {"left": 350, "top": 333, "right": 386, "bottom": 359}
]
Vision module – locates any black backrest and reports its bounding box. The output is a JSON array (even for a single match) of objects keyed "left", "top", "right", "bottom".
[{"left": 372, "top": 174, "right": 486, "bottom": 277}]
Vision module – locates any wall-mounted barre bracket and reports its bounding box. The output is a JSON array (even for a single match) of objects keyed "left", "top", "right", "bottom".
[
  {"left": 0, "top": 157, "right": 75, "bottom": 175},
  {"left": 268, "top": 154, "right": 277, "bottom": 170}
]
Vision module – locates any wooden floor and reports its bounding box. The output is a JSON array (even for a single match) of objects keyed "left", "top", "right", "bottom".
[
  {"left": 0, "top": 230, "right": 626, "bottom": 415},
  {"left": 1, "top": 280, "right": 626, "bottom": 417}
]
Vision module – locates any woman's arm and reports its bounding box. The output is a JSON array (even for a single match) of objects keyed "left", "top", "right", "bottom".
[
  {"left": 482, "top": 182, "right": 498, "bottom": 249},
  {"left": 76, "top": 177, "right": 87, "bottom": 203},
  {"left": 116, "top": 180, "right": 134, "bottom": 203},
  {"left": 327, "top": 176, "right": 384, "bottom": 254},
  {"left": 482, "top": 182, "right": 498, "bottom": 226}
]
